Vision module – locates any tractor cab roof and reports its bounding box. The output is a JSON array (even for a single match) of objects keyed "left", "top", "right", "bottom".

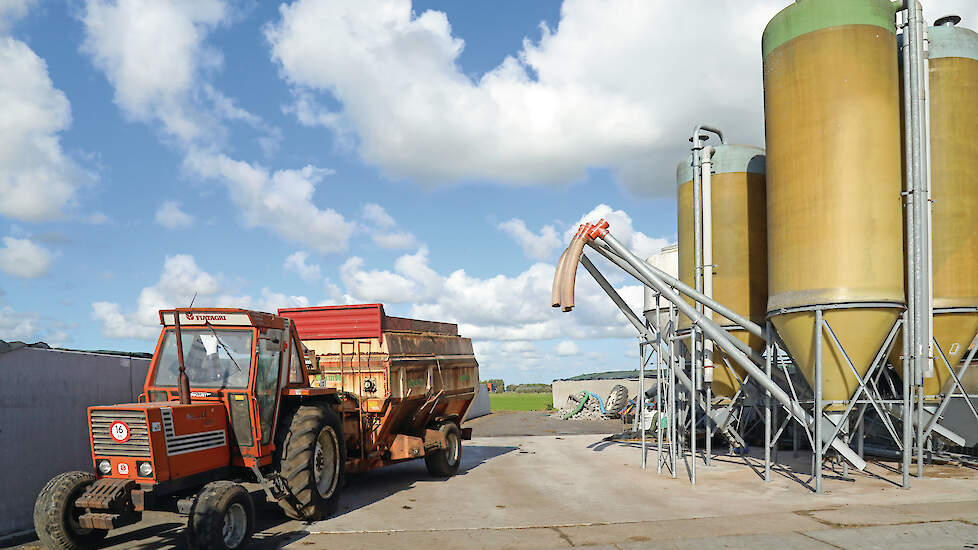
[{"left": 159, "top": 308, "right": 288, "bottom": 330}]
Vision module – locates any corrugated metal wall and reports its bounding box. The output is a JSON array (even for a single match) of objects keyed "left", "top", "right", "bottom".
[{"left": 0, "top": 348, "right": 150, "bottom": 536}]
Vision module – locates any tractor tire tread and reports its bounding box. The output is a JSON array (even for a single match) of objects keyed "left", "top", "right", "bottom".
[
  {"left": 33, "top": 471, "right": 107, "bottom": 550},
  {"left": 276, "top": 404, "right": 345, "bottom": 521},
  {"left": 187, "top": 481, "right": 254, "bottom": 550}
]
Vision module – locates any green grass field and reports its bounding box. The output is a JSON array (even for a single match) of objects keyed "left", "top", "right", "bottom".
[{"left": 489, "top": 392, "right": 553, "bottom": 411}]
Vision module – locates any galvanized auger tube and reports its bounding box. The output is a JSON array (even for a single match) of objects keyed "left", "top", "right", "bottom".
[
  {"left": 576, "top": 254, "right": 743, "bottom": 448},
  {"left": 591, "top": 226, "right": 867, "bottom": 470},
  {"left": 602, "top": 240, "right": 765, "bottom": 341},
  {"left": 593, "top": 242, "right": 767, "bottom": 366}
]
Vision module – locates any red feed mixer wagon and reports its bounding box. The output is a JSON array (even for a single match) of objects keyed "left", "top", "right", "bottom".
[{"left": 33, "top": 304, "right": 479, "bottom": 550}]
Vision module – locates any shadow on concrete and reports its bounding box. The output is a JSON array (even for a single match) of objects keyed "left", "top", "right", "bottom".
[
  {"left": 331, "top": 443, "right": 517, "bottom": 518},
  {"left": 7, "top": 444, "right": 516, "bottom": 550}
]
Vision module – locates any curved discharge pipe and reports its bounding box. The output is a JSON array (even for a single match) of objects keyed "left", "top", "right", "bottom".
[
  {"left": 560, "top": 235, "right": 587, "bottom": 311},
  {"left": 552, "top": 247, "right": 570, "bottom": 307}
]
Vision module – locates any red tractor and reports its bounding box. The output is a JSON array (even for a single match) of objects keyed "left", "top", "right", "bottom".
[{"left": 34, "top": 305, "right": 478, "bottom": 549}]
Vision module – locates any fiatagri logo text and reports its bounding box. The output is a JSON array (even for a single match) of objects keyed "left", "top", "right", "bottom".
[{"left": 185, "top": 312, "right": 228, "bottom": 321}]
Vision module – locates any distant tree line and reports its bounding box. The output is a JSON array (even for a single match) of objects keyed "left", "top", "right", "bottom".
[{"left": 504, "top": 383, "right": 551, "bottom": 393}]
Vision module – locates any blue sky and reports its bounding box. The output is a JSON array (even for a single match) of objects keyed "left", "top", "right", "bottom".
[{"left": 2, "top": 0, "right": 975, "bottom": 384}]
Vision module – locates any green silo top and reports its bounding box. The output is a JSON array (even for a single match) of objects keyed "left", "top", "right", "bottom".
[
  {"left": 676, "top": 144, "right": 766, "bottom": 186},
  {"left": 929, "top": 23, "right": 978, "bottom": 61},
  {"left": 762, "top": 0, "right": 899, "bottom": 58}
]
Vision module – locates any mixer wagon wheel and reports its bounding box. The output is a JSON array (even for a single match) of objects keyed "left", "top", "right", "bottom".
[
  {"left": 187, "top": 481, "right": 255, "bottom": 550},
  {"left": 277, "top": 404, "right": 346, "bottom": 520},
  {"left": 33, "top": 471, "right": 107, "bottom": 550},
  {"left": 424, "top": 422, "right": 462, "bottom": 477}
]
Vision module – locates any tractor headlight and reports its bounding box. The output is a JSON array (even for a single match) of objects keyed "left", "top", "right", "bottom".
[
  {"left": 97, "top": 460, "right": 111, "bottom": 475},
  {"left": 137, "top": 461, "right": 153, "bottom": 477}
]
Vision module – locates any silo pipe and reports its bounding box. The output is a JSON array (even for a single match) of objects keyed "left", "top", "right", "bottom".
[
  {"left": 701, "top": 145, "right": 716, "bottom": 385},
  {"left": 593, "top": 227, "right": 867, "bottom": 470},
  {"left": 590, "top": 239, "right": 766, "bottom": 341}
]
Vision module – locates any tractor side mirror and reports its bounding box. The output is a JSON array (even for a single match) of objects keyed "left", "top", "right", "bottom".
[{"left": 304, "top": 351, "right": 322, "bottom": 375}]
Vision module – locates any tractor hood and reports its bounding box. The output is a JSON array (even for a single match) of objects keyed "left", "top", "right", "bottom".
[{"left": 89, "top": 401, "right": 230, "bottom": 484}]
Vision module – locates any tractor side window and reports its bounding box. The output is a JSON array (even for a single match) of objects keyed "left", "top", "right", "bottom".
[
  {"left": 255, "top": 333, "right": 282, "bottom": 445},
  {"left": 290, "top": 343, "right": 303, "bottom": 384}
]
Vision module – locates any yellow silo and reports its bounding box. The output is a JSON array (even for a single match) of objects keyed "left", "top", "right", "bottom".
[
  {"left": 762, "top": 0, "right": 905, "bottom": 410},
  {"left": 677, "top": 145, "right": 767, "bottom": 398}
]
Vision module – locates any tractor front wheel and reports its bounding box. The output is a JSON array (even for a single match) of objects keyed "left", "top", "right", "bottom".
[
  {"left": 33, "top": 471, "right": 107, "bottom": 550},
  {"left": 187, "top": 481, "right": 255, "bottom": 550}
]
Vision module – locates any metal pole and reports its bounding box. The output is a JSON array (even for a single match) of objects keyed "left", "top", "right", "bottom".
[
  {"left": 656, "top": 295, "right": 664, "bottom": 474},
  {"left": 690, "top": 329, "right": 697, "bottom": 485},
  {"left": 765, "top": 320, "right": 773, "bottom": 482},
  {"left": 917, "top": 381, "right": 925, "bottom": 478},
  {"left": 902, "top": 315, "right": 912, "bottom": 488},
  {"left": 701, "top": 146, "right": 715, "bottom": 470},
  {"left": 670, "top": 303, "right": 678, "bottom": 478},
  {"left": 640, "top": 341, "right": 646, "bottom": 470},
  {"left": 705, "top": 376, "right": 712, "bottom": 466},
  {"left": 814, "top": 308, "right": 824, "bottom": 494}
]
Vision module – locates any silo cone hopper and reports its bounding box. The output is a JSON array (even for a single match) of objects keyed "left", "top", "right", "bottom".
[
  {"left": 888, "top": 313, "right": 978, "bottom": 398},
  {"left": 772, "top": 308, "right": 903, "bottom": 413}
]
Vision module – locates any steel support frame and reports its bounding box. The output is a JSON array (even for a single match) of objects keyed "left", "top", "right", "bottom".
[
  {"left": 575, "top": 235, "right": 867, "bottom": 483},
  {"left": 770, "top": 302, "right": 904, "bottom": 493}
]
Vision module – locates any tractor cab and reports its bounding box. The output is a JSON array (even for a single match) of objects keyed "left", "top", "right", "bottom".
[{"left": 140, "top": 309, "right": 319, "bottom": 468}]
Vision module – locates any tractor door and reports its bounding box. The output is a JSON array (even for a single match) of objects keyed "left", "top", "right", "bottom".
[{"left": 254, "top": 328, "right": 284, "bottom": 453}]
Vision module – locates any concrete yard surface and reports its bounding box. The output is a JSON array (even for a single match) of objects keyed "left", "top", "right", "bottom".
[{"left": 9, "top": 413, "right": 978, "bottom": 549}]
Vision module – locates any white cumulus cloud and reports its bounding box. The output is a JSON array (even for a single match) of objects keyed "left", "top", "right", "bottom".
[
  {"left": 361, "top": 203, "right": 418, "bottom": 250},
  {"left": 155, "top": 200, "right": 193, "bottom": 229},
  {"left": 91, "top": 254, "right": 312, "bottom": 339},
  {"left": 80, "top": 0, "right": 350, "bottom": 254},
  {"left": 284, "top": 250, "right": 322, "bottom": 282},
  {"left": 0, "top": 37, "right": 91, "bottom": 221},
  {"left": 264, "top": 0, "right": 786, "bottom": 194},
  {"left": 565, "top": 204, "right": 671, "bottom": 260},
  {"left": 184, "top": 153, "right": 355, "bottom": 254},
  {"left": 498, "top": 218, "right": 562, "bottom": 261},
  {"left": 0, "top": 236, "right": 53, "bottom": 278},
  {"left": 555, "top": 340, "right": 580, "bottom": 356}
]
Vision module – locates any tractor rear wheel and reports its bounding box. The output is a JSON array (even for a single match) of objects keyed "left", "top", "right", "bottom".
[
  {"left": 424, "top": 422, "right": 462, "bottom": 477},
  {"left": 187, "top": 481, "right": 254, "bottom": 550},
  {"left": 277, "top": 404, "right": 345, "bottom": 520},
  {"left": 33, "top": 471, "right": 107, "bottom": 550}
]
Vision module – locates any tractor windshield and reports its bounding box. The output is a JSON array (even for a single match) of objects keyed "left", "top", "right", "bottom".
[{"left": 152, "top": 328, "right": 254, "bottom": 389}]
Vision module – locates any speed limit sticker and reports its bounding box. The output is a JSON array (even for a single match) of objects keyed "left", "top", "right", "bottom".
[
  {"left": 117, "top": 463, "right": 129, "bottom": 475},
  {"left": 110, "top": 421, "right": 130, "bottom": 442}
]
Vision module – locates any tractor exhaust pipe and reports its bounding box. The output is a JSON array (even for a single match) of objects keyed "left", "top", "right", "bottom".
[{"left": 173, "top": 309, "right": 191, "bottom": 404}]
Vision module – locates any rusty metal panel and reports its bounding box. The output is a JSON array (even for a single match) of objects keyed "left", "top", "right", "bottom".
[
  {"left": 389, "top": 434, "right": 424, "bottom": 460},
  {"left": 279, "top": 304, "right": 384, "bottom": 340},
  {"left": 384, "top": 333, "right": 474, "bottom": 357},
  {"left": 383, "top": 316, "right": 458, "bottom": 336}
]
